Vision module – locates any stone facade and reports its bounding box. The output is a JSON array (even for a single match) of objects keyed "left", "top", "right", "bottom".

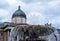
[{"left": 0, "top": 27, "right": 9, "bottom": 41}]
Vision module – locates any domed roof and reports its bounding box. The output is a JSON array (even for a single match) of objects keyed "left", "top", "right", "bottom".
[{"left": 12, "top": 6, "right": 26, "bottom": 18}]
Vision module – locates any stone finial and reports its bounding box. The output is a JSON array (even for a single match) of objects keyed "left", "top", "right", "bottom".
[{"left": 18, "top": 5, "right": 20, "bottom": 10}]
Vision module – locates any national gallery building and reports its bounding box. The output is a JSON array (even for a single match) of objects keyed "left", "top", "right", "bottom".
[{"left": 0, "top": 6, "right": 60, "bottom": 41}]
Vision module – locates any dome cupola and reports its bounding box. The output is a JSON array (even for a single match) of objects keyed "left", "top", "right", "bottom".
[
  {"left": 12, "top": 6, "right": 26, "bottom": 19},
  {"left": 12, "top": 6, "right": 27, "bottom": 24}
]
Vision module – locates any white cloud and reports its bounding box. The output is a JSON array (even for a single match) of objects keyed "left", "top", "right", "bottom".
[
  {"left": 0, "top": 0, "right": 11, "bottom": 22},
  {"left": 6, "top": 0, "right": 25, "bottom": 6},
  {"left": 48, "top": 0, "right": 60, "bottom": 8},
  {"left": 0, "top": 0, "right": 9, "bottom": 9},
  {"left": 49, "top": 16, "right": 60, "bottom": 24},
  {"left": 0, "top": 9, "right": 11, "bottom": 22},
  {"left": 27, "top": 12, "right": 47, "bottom": 24},
  {"left": 0, "top": 9, "right": 9, "bottom": 17}
]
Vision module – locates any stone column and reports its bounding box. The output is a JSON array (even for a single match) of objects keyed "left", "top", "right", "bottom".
[
  {"left": 7, "top": 30, "right": 11, "bottom": 41},
  {"left": 17, "top": 35, "right": 19, "bottom": 41},
  {"left": 7, "top": 31, "right": 10, "bottom": 41},
  {"left": 12, "top": 38, "right": 14, "bottom": 41}
]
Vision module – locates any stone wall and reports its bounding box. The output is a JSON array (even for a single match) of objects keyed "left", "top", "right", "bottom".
[{"left": 0, "top": 29, "right": 8, "bottom": 41}]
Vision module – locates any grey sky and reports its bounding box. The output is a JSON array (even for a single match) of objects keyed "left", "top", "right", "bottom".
[{"left": 0, "top": 0, "right": 60, "bottom": 28}]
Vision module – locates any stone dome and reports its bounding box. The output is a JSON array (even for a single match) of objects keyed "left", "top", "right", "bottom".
[{"left": 12, "top": 6, "right": 26, "bottom": 19}]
